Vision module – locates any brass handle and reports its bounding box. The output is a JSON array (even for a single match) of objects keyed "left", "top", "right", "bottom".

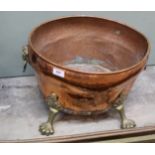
[{"left": 22, "top": 46, "right": 29, "bottom": 72}]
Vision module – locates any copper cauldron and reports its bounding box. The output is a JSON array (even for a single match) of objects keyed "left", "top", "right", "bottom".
[{"left": 23, "top": 16, "right": 150, "bottom": 135}]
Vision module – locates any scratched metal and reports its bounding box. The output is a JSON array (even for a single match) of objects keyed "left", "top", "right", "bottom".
[{"left": 0, "top": 66, "right": 155, "bottom": 140}]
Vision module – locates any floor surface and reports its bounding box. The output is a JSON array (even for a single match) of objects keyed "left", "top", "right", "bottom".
[{"left": 0, "top": 66, "right": 155, "bottom": 140}]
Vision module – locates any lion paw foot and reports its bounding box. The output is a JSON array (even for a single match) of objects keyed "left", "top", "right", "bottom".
[
  {"left": 121, "top": 119, "right": 136, "bottom": 129},
  {"left": 39, "top": 122, "right": 54, "bottom": 136}
]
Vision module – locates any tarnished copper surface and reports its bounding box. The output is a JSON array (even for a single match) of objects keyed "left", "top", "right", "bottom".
[{"left": 27, "top": 16, "right": 149, "bottom": 114}]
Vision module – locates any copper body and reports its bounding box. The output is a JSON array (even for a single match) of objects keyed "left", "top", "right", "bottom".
[{"left": 27, "top": 16, "right": 149, "bottom": 115}]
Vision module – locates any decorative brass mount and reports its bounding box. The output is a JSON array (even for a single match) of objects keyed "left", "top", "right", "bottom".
[{"left": 22, "top": 46, "right": 29, "bottom": 72}]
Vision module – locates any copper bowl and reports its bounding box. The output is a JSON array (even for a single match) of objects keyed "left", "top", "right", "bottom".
[{"left": 23, "top": 16, "right": 150, "bottom": 135}]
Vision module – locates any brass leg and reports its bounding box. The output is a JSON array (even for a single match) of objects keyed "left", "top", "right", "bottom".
[
  {"left": 113, "top": 94, "right": 136, "bottom": 129},
  {"left": 39, "top": 93, "right": 60, "bottom": 136}
]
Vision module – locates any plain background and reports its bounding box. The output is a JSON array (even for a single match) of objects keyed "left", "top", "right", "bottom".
[{"left": 0, "top": 11, "right": 154, "bottom": 77}]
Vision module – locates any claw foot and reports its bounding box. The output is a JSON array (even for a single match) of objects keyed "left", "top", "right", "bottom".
[
  {"left": 121, "top": 119, "right": 136, "bottom": 129},
  {"left": 39, "top": 122, "right": 54, "bottom": 136}
]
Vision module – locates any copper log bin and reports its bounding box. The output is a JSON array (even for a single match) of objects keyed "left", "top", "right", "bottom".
[{"left": 22, "top": 16, "right": 150, "bottom": 136}]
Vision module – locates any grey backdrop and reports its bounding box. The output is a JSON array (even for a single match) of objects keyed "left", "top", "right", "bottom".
[{"left": 0, "top": 11, "right": 154, "bottom": 77}]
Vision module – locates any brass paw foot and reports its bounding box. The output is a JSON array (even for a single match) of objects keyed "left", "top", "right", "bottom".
[
  {"left": 121, "top": 118, "right": 136, "bottom": 129},
  {"left": 39, "top": 122, "right": 54, "bottom": 136},
  {"left": 113, "top": 93, "right": 136, "bottom": 129},
  {"left": 39, "top": 93, "right": 60, "bottom": 136}
]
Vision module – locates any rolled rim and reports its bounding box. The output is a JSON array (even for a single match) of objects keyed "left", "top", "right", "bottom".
[{"left": 28, "top": 16, "right": 150, "bottom": 75}]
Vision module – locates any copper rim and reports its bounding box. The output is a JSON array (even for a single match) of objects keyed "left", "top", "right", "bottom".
[{"left": 28, "top": 16, "right": 150, "bottom": 75}]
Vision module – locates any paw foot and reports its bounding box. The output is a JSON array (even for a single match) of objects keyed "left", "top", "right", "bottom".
[
  {"left": 39, "top": 122, "right": 54, "bottom": 136},
  {"left": 121, "top": 119, "right": 136, "bottom": 129}
]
